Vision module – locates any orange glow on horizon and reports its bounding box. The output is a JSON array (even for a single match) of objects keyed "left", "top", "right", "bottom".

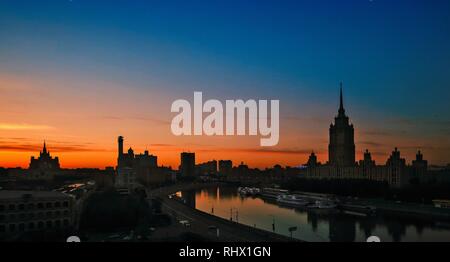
[{"left": 1, "top": 72, "right": 449, "bottom": 169}]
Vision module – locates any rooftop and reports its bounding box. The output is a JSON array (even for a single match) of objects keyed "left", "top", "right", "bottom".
[{"left": 0, "top": 190, "right": 70, "bottom": 200}]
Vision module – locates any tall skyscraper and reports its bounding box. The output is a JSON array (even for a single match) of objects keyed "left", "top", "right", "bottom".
[
  {"left": 180, "top": 152, "right": 195, "bottom": 177},
  {"left": 328, "top": 84, "right": 356, "bottom": 167},
  {"left": 29, "top": 141, "right": 60, "bottom": 170}
]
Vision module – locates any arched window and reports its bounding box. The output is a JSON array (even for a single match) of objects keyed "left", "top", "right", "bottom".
[{"left": 28, "top": 222, "right": 35, "bottom": 230}]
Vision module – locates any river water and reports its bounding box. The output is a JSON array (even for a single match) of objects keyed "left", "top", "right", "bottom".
[{"left": 177, "top": 186, "right": 450, "bottom": 242}]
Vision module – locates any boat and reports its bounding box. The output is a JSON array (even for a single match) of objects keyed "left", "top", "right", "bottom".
[
  {"left": 237, "top": 187, "right": 261, "bottom": 196},
  {"left": 339, "top": 204, "right": 377, "bottom": 215},
  {"left": 260, "top": 188, "right": 289, "bottom": 199},
  {"left": 277, "top": 194, "right": 310, "bottom": 207},
  {"left": 308, "top": 200, "right": 337, "bottom": 209}
]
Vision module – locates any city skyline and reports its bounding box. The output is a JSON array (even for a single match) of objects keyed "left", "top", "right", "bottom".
[
  {"left": 1, "top": 1, "right": 450, "bottom": 168},
  {"left": 0, "top": 87, "right": 444, "bottom": 170}
]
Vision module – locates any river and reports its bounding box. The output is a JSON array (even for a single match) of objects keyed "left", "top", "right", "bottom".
[{"left": 176, "top": 186, "right": 450, "bottom": 242}]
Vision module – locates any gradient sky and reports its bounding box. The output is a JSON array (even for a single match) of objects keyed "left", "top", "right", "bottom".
[{"left": 1, "top": 0, "right": 449, "bottom": 169}]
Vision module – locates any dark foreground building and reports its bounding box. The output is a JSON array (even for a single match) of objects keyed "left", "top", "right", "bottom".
[{"left": 0, "top": 190, "right": 74, "bottom": 239}]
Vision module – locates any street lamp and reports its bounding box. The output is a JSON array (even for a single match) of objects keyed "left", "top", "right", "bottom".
[
  {"left": 269, "top": 215, "right": 276, "bottom": 232},
  {"left": 288, "top": 226, "right": 298, "bottom": 239}
]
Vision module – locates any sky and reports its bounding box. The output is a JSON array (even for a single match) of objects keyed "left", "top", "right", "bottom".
[{"left": 0, "top": 0, "right": 449, "bottom": 169}]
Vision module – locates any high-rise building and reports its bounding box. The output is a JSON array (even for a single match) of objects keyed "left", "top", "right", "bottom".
[
  {"left": 412, "top": 150, "right": 428, "bottom": 177},
  {"left": 196, "top": 160, "right": 217, "bottom": 176},
  {"left": 29, "top": 142, "right": 60, "bottom": 170},
  {"left": 219, "top": 160, "right": 233, "bottom": 176},
  {"left": 115, "top": 136, "right": 158, "bottom": 191},
  {"left": 180, "top": 152, "right": 195, "bottom": 177},
  {"left": 306, "top": 84, "right": 428, "bottom": 187},
  {"left": 328, "top": 84, "right": 356, "bottom": 167}
]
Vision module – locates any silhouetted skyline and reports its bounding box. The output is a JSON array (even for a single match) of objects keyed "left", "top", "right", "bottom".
[{"left": 1, "top": 1, "right": 450, "bottom": 168}]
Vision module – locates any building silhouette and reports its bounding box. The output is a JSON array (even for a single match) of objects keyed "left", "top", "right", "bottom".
[
  {"left": 29, "top": 142, "right": 60, "bottom": 170},
  {"left": 306, "top": 84, "right": 428, "bottom": 187},
  {"left": 329, "top": 84, "right": 355, "bottom": 167},
  {"left": 196, "top": 160, "right": 217, "bottom": 176},
  {"left": 180, "top": 152, "right": 195, "bottom": 177},
  {"left": 218, "top": 160, "right": 233, "bottom": 176},
  {"left": 115, "top": 136, "right": 160, "bottom": 192},
  {"left": 21, "top": 142, "right": 62, "bottom": 180}
]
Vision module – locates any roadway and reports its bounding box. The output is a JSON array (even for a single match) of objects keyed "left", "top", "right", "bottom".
[{"left": 147, "top": 183, "right": 298, "bottom": 242}]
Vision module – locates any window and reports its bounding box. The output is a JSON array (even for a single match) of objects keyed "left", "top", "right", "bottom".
[
  {"left": 46, "top": 211, "right": 52, "bottom": 218},
  {"left": 0, "top": 205, "right": 4, "bottom": 211},
  {"left": 19, "top": 204, "right": 25, "bottom": 210},
  {"left": 54, "top": 202, "right": 61, "bottom": 208},
  {"left": 38, "top": 221, "right": 44, "bottom": 229},
  {"left": 55, "top": 220, "right": 61, "bottom": 228},
  {"left": 18, "top": 223, "right": 25, "bottom": 232},
  {"left": 46, "top": 221, "right": 52, "bottom": 229},
  {"left": 28, "top": 222, "right": 35, "bottom": 230},
  {"left": 55, "top": 211, "right": 61, "bottom": 217},
  {"left": 0, "top": 225, "right": 5, "bottom": 233},
  {"left": 0, "top": 215, "right": 5, "bottom": 221},
  {"left": 63, "top": 219, "right": 69, "bottom": 226},
  {"left": 63, "top": 210, "right": 69, "bottom": 216},
  {"left": 63, "top": 201, "right": 69, "bottom": 208},
  {"left": 8, "top": 204, "right": 15, "bottom": 211},
  {"left": 37, "top": 203, "right": 44, "bottom": 209},
  {"left": 46, "top": 202, "right": 52, "bottom": 208},
  {"left": 9, "top": 224, "right": 16, "bottom": 232},
  {"left": 27, "top": 203, "right": 34, "bottom": 209}
]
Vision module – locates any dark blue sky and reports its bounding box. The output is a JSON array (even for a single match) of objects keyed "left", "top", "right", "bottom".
[{"left": 0, "top": 0, "right": 450, "bottom": 165}]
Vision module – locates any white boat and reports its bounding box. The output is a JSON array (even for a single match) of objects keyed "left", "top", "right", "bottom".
[
  {"left": 308, "top": 200, "right": 337, "bottom": 209},
  {"left": 277, "top": 194, "right": 310, "bottom": 207},
  {"left": 238, "top": 187, "right": 260, "bottom": 196}
]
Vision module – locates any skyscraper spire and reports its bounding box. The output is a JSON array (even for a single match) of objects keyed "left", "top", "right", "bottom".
[
  {"left": 338, "top": 82, "right": 345, "bottom": 116},
  {"left": 43, "top": 140, "right": 47, "bottom": 153}
]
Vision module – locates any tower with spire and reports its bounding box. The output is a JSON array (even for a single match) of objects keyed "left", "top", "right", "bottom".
[
  {"left": 328, "top": 83, "right": 355, "bottom": 166},
  {"left": 29, "top": 141, "right": 60, "bottom": 170}
]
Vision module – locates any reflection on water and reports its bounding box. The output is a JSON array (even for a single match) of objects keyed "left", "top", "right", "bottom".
[{"left": 178, "top": 186, "right": 450, "bottom": 242}]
